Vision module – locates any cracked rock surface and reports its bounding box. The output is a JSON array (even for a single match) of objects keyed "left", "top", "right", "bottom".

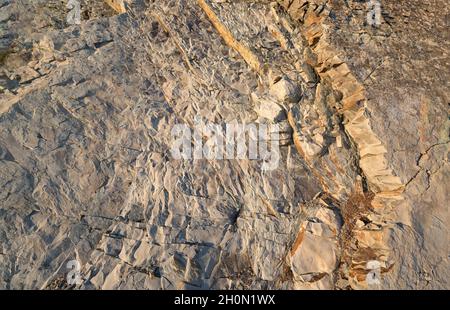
[{"left": 0, "top": 0, "right": 448, "bottom": 290}]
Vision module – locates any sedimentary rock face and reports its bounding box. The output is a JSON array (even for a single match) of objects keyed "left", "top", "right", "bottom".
[{"left": 0, "top": 0, "right": 448, "bottom": 290}]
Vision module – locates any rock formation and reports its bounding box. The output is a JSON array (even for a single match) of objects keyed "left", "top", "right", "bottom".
[{"left": 0, "top": 0, "right": 448, "bottom": 289}]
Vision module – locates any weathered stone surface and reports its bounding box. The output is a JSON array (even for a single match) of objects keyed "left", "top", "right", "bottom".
[
  {"left": 281, "top": 0, "right": 448, "bottom": 289},
  {"left": 0, "top": 0, "right": 448, "bottom": 290},
  {"left": 269, "top": 77, "right": 302, "bottom": 104},
  {"left": 290, "top": 206, "right": 341, "bottom": 285},
  {"left": 252, "top": 93, "right": 286, "bottom": 122}
]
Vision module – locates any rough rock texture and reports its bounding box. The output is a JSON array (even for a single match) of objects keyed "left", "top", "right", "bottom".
[{"left": 0, "top": 0, "right": 448, "bottom": 290}]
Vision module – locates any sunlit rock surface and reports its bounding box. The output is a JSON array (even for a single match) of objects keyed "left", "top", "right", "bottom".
[{"left": 0, "top": 0, "right": 448, "bottom": 289}]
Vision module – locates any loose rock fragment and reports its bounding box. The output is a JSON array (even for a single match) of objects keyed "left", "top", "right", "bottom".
[{"left": 269, "top": 77, "right": 302, "bottom": 103}]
